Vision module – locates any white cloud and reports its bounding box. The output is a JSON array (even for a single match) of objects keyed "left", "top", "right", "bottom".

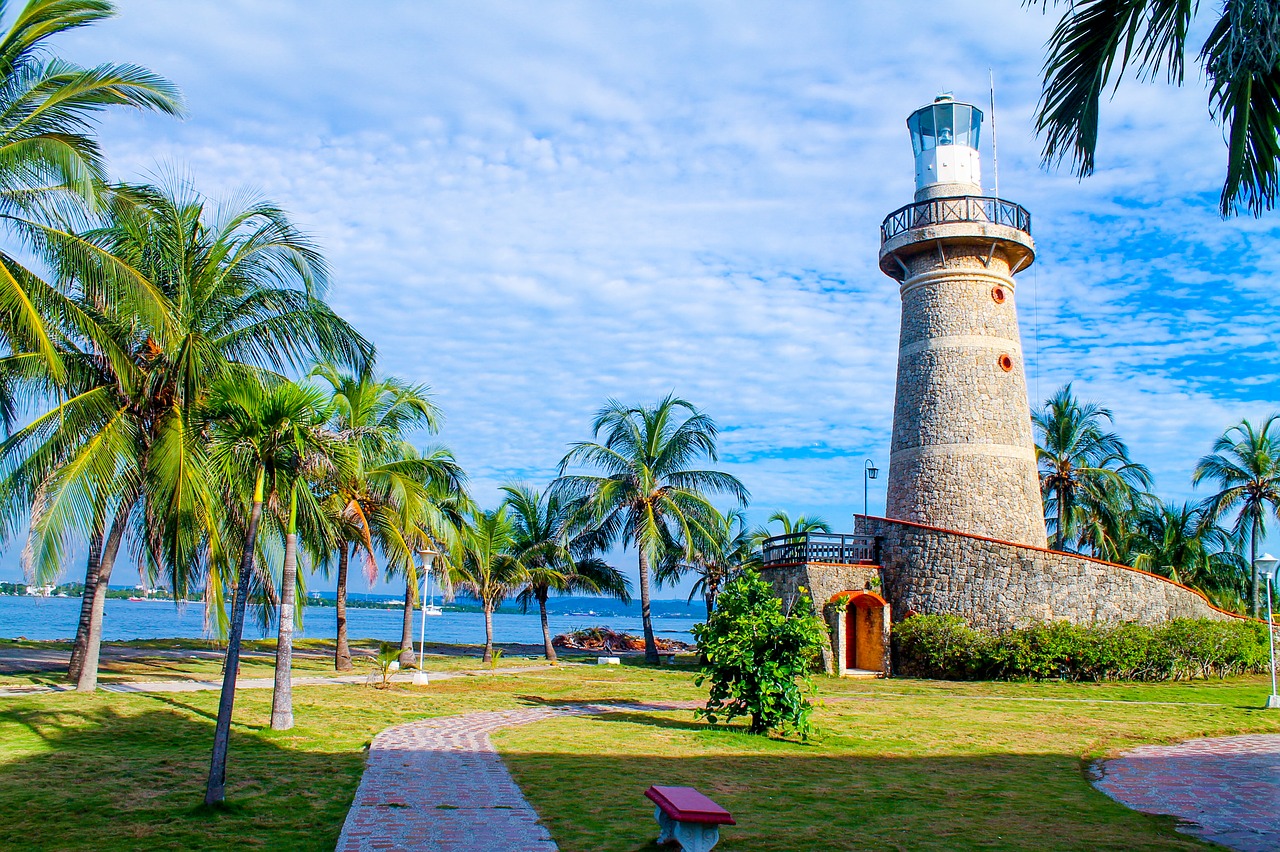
[{"left": 4, "top": 0, "right": 1276, "bottom": 592}]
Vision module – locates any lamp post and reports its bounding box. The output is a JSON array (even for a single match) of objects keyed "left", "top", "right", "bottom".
[
  {"left": 414, "top": 545, "right": 437, "bottom": 686},
  {"left": 1257, "top": 553, "right": 1279, "bottom": 710},
  {"left": 863, "top": 459, "right": 879, "bottom": 518}
]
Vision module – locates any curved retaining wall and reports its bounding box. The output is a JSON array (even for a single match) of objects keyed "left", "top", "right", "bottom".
[{"left": 855, "top": 515, "right": 1237, "bottom": 631}]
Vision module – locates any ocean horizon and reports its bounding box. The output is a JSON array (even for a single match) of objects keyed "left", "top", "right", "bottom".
[{"left": 0, "top": 593, "right": 704, "bottom": 646}]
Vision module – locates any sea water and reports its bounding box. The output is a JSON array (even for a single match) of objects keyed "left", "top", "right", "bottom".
[{"left": 0, "top": 595, "right": 702, "bottom": 646}]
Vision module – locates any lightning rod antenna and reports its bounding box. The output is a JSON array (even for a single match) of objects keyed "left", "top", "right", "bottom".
[{"left": 989, "top": 68, "right": 1000, "bottom": 198}]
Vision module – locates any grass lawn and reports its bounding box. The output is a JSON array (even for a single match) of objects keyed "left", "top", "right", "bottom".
[
  {"left": 0, "top": 638, "right": 595, "bottom": 688},
  {"left": 0, "top": 660, "right": 1276, "bottom": 851}
]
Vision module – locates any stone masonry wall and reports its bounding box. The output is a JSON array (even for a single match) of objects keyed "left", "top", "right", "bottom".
[
  {"left": 885, "top": 242, "right": 1048, "bottom": 548},
  {"left": 856, "top": 516, "right": 1235, "bottom": 632},
  {"left": 761, "top": 562, "right": 882, "bottom": 674}
]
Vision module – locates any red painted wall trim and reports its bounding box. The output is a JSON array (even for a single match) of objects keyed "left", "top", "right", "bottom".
[{"left": 854, "top": 514, "right": 1253, "bottom": 623}]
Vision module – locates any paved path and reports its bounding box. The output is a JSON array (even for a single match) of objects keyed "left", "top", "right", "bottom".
[
  {"left": 336, "top": 701, "right": 700, "bottom": 852},
  {"left": 1092, "top": 734, "right": 1280, "bottom": 852}
]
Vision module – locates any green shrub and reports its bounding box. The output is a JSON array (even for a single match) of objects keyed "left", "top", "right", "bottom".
[
  {"left": 693, "top": 569, "right": 827, "bottom": 738},
  {"left": 893, "top": 614, "right": 1270, "bottom": 682}
]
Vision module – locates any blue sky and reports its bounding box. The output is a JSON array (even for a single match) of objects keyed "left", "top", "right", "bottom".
[{"left": 3, "top": 1, "right": 1278, "bottom": 595}]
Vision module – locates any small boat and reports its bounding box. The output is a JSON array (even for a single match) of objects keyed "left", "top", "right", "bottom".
[
  {"left": 423, "top": 570, "right": 444, "bottom": 616},
  {"left": 127, "top": 596, "right": 146, "bottom": 602}
]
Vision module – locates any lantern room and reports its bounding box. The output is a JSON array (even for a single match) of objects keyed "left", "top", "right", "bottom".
[{"left": 908, "top": 94, "right": 983, "bottom": 199}]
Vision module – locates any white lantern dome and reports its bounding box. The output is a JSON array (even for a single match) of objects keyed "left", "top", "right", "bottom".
[{"left": 908, "top": 94, "right": 983, "bottom": 200}]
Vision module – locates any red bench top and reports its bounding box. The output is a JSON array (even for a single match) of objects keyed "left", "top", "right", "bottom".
[{"left": 644, "top": 785, "right": 736, "bottom": 825}]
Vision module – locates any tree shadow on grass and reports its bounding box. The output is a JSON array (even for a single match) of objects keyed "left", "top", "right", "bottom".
[
  {"left": 501, "top": 749, "right": 1210, "bottom": 852},
  {"left": 0, "top": 702, "right": 362, "bottom": 851}
]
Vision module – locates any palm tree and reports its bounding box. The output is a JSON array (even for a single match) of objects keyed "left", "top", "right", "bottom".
[
  {"left": 201, "top": 376, "right": 342, "bottom": 804},
  {"left": 453, "top": 506, "right": 526, "bottom": 664},
  {"left": 0, "top": 182, "right": 372, "bottom": 691},
  {"left": 1070, "top": 475, "right": 1154, "bottom": 564},
  {"left": 660, "top": 506, "right": 759, "bottom": 619},
  {"left": 763, "top": 511, "right": 832, "bottom": 536},
  {"left": 1033, "top": 384, "right": 1152, "bottom": 552},
  {"left": 267, "top": 422, "right": 352, "bottom": 731},
  {"left": 1131, "top": 501, "right": 1246, "bottom": 595},
  {"left": 502, "top": 482, "right": 630, "bottom": 662},
  {"left": 554, "top": 395, "right": 748, "bottom": 663},
  {"left": 0, "top": 0, "right": 183, "bottom": 380},
  {"left": 749, "top": 509, "right": 832, "bottom": 553},
  {"left": 1032, "top": 0, "right": 1280, "bottom": 215},
  {"left": 1193, "top": 415, "right": 1280, "bottom": 617},
  {"left": 309, "top": 363, "right": 464, "bottom": 670}
]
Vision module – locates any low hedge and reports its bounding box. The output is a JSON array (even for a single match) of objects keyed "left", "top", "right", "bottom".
[{"left": 893, "top": 614, "right": 1273, "bottom": 681}]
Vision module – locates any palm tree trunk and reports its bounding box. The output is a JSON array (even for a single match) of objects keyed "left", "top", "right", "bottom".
[
  {"left": 1056, "top": 482, "right": 1068, "bottom": 550},
  {"left": 482, "top": 603, "right": 494, "bottom": 664},
  {"left": 75, "top": 499, "right": 133, "bottom": 693},
  {"left": 705, "top": 591, "right": 715, "bottom": 621},
  {"left": 335, "top": 542, "right": 352, "bottom": 671},
  {"left": 206, "top": 468, "right": 265, "bottom": 806},
  {"left": 638, "top": 549, "right": 659, "bottom": 664},
  {"left": 398, "top": 581, "right": 415, "bottom": 667},
  {"left": 67, "top": 522, "right": 105, "bottom": 682},
  {"left": 271, "top": 488, "right": 298, "bottom": 731},
  {"left": 1250, "top": 518, "right": 1260, "bottom": 618},
  {"left": 538, "top": 590, "right": 556, "bottom": 663}
]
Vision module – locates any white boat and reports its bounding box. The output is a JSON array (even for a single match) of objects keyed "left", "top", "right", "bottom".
[{"left": 423, "top": 570, "right": 444, "bottom": 616}]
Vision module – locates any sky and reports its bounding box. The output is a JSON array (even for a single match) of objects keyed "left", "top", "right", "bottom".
[{"left": 3, "top": 1, "right": 1278, "bottom": 596}]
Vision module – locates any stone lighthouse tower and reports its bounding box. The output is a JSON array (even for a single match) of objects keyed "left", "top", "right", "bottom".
[{"left": 877, "top": 94, "right": 1047, "bottom": 547}]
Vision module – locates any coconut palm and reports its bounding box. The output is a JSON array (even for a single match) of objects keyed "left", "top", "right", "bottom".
[
  {"left": 1067, "top": 473, "right": 1156, "bottom": 564},
  {"left": 1033, "top": 384, "right": 1152, "bottom": 552},
  {"left": 554, "top": 395, "right": 748, "bottom": 663},
  {"left": 201, "top": 376, "right": 341, "bottom": 804},
  {"left": 0, "top": 181, "right": 372, "bottom": 691},
  {"left": 1031, "top": 0, "right": 1280, "bottom": 215},
  {"left": 453, "top": 506, "right": 526, "bottom": 664},
  {"left": 660, "top": 506, "right": 759, "bottom": 619},
  {"left": 0, "top": 0, "right": 183, "bottom": 380},
  {"left": 309, "top": 363, "right": 464, "bottom": 670},
  {"left": 749, "top": 509, "right": 832, "bottom": 552},
  {"left": 502, "top": 482, "right": 630, "bottom": 662},
  {"left": 1193, "top": 415, "right": 1280, "bottom": 617},
  {"left": 266, "top": 423, "right": 353, "bottom": 732},
  {"left": 1131, "top": 501, "right": 1246, "bottom": 595},
  {"left": 763, "top": 511, "right": 831, "bottom": 536}
]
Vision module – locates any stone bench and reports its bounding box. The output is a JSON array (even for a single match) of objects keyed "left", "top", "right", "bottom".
[{"left": 644, "top": 785, "right": 735, "bottom": 851}]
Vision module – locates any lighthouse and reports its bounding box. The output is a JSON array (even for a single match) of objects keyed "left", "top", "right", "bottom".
[{"left": 877, "top": 94, "right": 1047, "bottom": 548}]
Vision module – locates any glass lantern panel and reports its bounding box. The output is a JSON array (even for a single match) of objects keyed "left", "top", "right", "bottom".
[
  {"left": 953, "top": 104, "right": 973, "bottom": 147},
  {"left": 970, "top": 107, "right": 982, "bottom": 149},
  {"left": 909, "top": 108, "right": 936, "bottom": 154},
  {"left": 933, "top": 102, "right": 955, "bottom": 146}
]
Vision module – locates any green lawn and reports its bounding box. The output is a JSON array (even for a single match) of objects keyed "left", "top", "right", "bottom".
[
  {"left": 0, "top": 638, "right": 603, "bottom": 688},
  {"left": 1, "top": 660, "right": 1277, "bottom": 851}
]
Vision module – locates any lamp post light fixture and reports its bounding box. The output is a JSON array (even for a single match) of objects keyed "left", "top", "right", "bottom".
[
  {"left": 863, "top": 459, "right": 880, "bottom": 519},
  {"left": 1257, "top": 553, "right": 1279, "bottom": 710},
  {"left": 414, "top": 545, "right": 438, "bottom": 686}
]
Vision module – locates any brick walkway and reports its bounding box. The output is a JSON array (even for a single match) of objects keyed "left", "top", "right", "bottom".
[
  {"left": 336, "top": 701, "right": 700, "bottom": 852},
  {"left": 1092, "top": 734, "right": 1280, "bottom": 852}
]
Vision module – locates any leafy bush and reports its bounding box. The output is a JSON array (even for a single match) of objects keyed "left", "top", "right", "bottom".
[
  {"left": 894, "top": 614, "right": 1271, "bottom": 682},
  {"left": 693, "top": 569, "right": 827, "bottom": 737}
]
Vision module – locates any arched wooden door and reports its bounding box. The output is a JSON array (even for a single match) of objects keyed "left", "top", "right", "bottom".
[{"left": 843, "top": 592, "right": 888, "bottom": 672}]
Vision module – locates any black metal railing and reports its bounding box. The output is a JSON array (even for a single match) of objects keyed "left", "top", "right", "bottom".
[
  {"left": 880, "top": 195, "right": 1031, "bottom": 244},
  {"left": 761, "top": 532, "right": 878, "bottom": 567}
]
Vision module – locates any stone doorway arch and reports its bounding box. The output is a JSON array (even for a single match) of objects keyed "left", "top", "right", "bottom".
[{"left": 829, "top": 591, "right": 890, "bottom": 676}]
